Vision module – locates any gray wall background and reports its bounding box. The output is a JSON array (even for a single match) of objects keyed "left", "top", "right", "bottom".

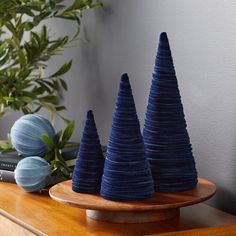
[{"left": 1, "top": 0, "right": 236, "bottom": 214}]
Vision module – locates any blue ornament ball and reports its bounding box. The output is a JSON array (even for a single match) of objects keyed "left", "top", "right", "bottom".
[
  {"left": 11, "top": 114, "right": 55, "bottom": 157},
  {"left": 15, "top": 156, "right": 51, "bottom": 192}
]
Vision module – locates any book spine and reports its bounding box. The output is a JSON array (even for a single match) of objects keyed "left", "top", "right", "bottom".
[
  {"left": 0, "top": 160, "right": 76, "bottom": 184},
  {"left": 0, "top": 159, "right": 75, "bottom": 172},
  {"left": 0, "top": 170, "right": 15, "bottom": 183},
  {"left": 0, "top": 162, "right": 17, "bottom": 171}
]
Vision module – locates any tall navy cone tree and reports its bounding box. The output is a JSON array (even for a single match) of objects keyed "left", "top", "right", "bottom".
[
  {"left": 143, "top": 32, "right": 198, "bottom": 192},
  {"left": 101, "top": 74, "right": 154, "bottom": 201},
  {"left": 72, "top": 110, "right": 104, "bottom": 194}
]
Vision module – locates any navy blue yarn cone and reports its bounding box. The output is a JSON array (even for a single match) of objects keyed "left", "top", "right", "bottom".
[
  {"left": 100, "top": 74, "right": 154, "bottom": 201},
  {"left": 143, "top": 32, "right": 198, "bottom": 192},
  {"left": 72, "top": 110, "right": 104, "bottom": 194}
]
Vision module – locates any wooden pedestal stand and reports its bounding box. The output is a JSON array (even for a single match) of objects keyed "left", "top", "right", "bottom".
[{"left": 49, "top": 178, "right": 216, "bottom": 223}]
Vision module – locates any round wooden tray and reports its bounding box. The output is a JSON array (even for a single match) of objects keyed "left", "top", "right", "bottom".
[{"left": 49, "top": 178, "right": 216, "bottom": 223}]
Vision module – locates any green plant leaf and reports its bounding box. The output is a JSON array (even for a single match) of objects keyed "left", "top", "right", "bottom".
[
  {"left": 39, "top": 95, "right": 58, "bottom": 103},
  {"left": 3, "top": 97, "right": 15, "bottom": 102},
  {"left": 55, "top": 105, "right": 66, "bottom": 111},
  {"left": 62, "top": 121, "right": 75, "bottom": 143},
  {"left": 59, "top": 78, "right": 68, "bottom": 90},
  {"left": 25, "top": 22, "right": 35, "bottom": 31},
  {"left": 20, "top": 96, "right": 33, "bottom": 103},
  {"left": 14, "top": 6, "right": 35, "bottom": 17},
  {"left": 54, "top": 130, "right": 63, "bottom": 144},
  {"left": 44, "top": 150, "right": 55, "bottom": 161},
  {"left": 49, "top": 60, "right": 72, "bottom": 77},
  {"left": 42, "top": 134, "right": 56, "bottom": 149},
  {"left": 91, "top": 2, "right": 103, "bottom": 8}
]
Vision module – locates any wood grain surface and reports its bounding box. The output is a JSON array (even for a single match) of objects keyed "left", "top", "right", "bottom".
[
  {"left": 49, "top": 178, "right": 216, "bottom": 212},
  {"left": 86, "top": 208, "right": 179, "bottom": 223},
  {"left": 157, "top": 224, "right": 236, "bottom": 236},
  {"left": 0, "top": 182, "right": 235, "bottom": 235}
]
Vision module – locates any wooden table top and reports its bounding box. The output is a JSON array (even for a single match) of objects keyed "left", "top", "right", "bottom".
[{"left": 0, "top": 182, "right": 236, "bottom": 236}]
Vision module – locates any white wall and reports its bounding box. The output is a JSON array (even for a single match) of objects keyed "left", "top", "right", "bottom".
[{"left": 2, "top": 0, "right": 236, "bottom": 214}]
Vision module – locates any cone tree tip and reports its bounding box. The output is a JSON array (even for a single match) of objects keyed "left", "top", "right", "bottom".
[
  {"left": 87, "top": 110, "right": 94, "bottom": 120},
  {"left": 159, "top": 32, "right": 168, "bottom": 43},
  {"left": 121, "top": 73, "right": 129, "bottom": 83}
]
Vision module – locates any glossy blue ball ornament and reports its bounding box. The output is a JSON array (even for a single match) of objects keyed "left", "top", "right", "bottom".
[
  {"left": 15, "top": 156, "right": 51, "bottom": 192},
  {"left": 11, "top": 114, "right": 55, "bottom": 157}
]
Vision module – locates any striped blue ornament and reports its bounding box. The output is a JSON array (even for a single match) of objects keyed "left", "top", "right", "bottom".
[
  {"left": 11, "top": 114, "right": 55, "bottom": 157},
  {"left": 14, "top": 156, "right": 51, "bottom": 192}
]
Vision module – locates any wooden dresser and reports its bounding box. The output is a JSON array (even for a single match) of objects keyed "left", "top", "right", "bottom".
[{"left": 0, "top": 182, "right": 236, "bottom": 236}]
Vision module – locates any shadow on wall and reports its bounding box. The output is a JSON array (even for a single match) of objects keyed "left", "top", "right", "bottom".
[{"left": 208, "top": 186, "right": 236, "bottom": 215}]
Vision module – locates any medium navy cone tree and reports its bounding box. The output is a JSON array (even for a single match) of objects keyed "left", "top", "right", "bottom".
[
  {"left": 143, "top": 32, "right": 198, "bottom": 192},
  {"left": 100, "top": 74, "right": 154, "bottom": 201},
  {"left": 72, "top": 110, "right": 104, "bottom": 194}
]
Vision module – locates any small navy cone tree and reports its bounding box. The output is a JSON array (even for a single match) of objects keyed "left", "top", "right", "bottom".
[
  {"left": 72, "top": 110, "right": 104, "bottom": 194},
  {"left": 100, "top": 73, "right": 154, "bottom": 201},
  {"left": 143, "top": 32, "right": 198, "bottom": 192}
]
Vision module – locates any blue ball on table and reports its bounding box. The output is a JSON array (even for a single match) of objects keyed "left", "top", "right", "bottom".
[
  {"left": 11, "top": 114, "right": 55, "bottom": 157},
  {"left": 14, "top": 156, "right": 51, "bottom": 192}
]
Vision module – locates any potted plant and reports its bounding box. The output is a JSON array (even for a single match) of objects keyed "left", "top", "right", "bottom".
[
  {"left": 0, "top": 0, "right": 102, "bottom": 179},
  {"left": 0, "top": 0, "right": 102, "bottom": 121}
]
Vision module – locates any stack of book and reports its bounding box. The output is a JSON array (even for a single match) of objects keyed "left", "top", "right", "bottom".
[
  {"left": 0, "top": 144, "right": 107, "bottom": 183},
  {"left": 0, "top": 145, "right": 80, "bottom": 183}
]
